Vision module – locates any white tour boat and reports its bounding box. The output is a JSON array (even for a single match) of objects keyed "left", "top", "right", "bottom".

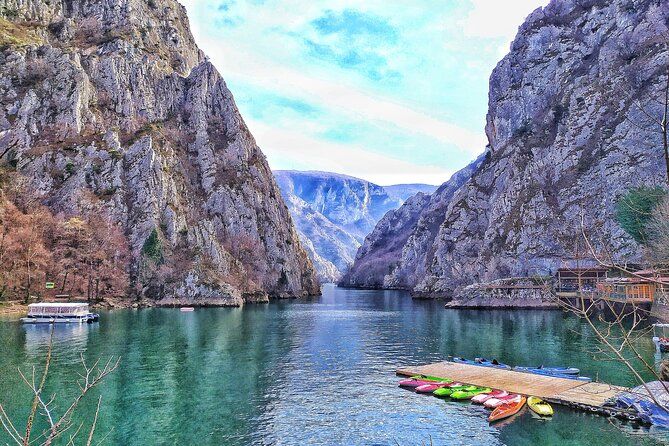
[{"left": 21, "top": 303, "right": 100, "bottom": 324}]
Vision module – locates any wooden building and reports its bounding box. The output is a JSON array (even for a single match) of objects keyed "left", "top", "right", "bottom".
[
  {"left": 556, "top": 267, "right": 608, "bottom": 293},
  {"left": 596, "top": 279, "right": 656, "bottom": 302}
]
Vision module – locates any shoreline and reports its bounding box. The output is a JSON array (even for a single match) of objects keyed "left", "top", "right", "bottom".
[{"left": 0, "top": 301, "right": 28, "bottom": 317}]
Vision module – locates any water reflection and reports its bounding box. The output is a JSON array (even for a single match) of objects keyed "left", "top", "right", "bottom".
[
  {"left": 0, "top": 286, "right": 667, "bottom": 445},
  {"left": 22, "top": 323, "right": 94, "bottom": 360}
]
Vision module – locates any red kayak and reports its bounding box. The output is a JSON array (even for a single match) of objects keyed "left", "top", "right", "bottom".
[
  {"left": 484, "top": 393, "right": 521, "bottom": 409},
  {"left": 472, "top": 389, "right": 508, "bottom": 404},
  {"left": 489, "top": 396, "right": 526, "bottom": 422}
]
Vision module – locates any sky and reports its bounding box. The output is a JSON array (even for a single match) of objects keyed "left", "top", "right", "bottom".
[{"left": 178, "top": 0, "right": 549, "bottom": 185}]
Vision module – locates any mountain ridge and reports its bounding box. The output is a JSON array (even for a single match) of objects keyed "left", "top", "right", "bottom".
[{"left": 274, "top": 170, "right": 437, "bottom": 281}]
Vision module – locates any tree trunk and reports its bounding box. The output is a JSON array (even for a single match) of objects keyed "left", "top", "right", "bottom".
[
  {"left": 61, "top": 271, "right": 68, "bottom": 293},
  {"left": 25, "top": 260, "right": 31, "bottom": 304},
  {"left": 663, "top": 69, "right": 669, "bottom": 185}
]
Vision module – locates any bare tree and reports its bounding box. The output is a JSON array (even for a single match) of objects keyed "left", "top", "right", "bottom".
[
  {"left": 647, "top": 195, "right": 669, "bottom": 264},
  {"left": 550, "top": 211, "right": 669, "bottom": 414},
  {"left": 0, "top": 328, "right": 119, "bottom": 446}
]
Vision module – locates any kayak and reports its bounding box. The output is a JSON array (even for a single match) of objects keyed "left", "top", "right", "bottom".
[
  {"left": 633, "top": 400, "right": 669, "bottom": 427},
  {"left": 528, "top": 396, "right": 554, "bottom": 416},
  {"left": 515, "top": 368, "right": 591, "bottom": 381},
  {"left": 484, "top": 393, "right": 521, "bottom": 409},
  {"left": 410, "top": 374, "right": 450, "bottom": 382},
  {"left": 489, "top": 396, "right": 527, "bottom": 422},
  {"left": 472, "top": 390, "right": 508, "bottom": 404},
  {"left": 515, "top": 366, "right": 580, "bottom": 375},
  {"left": 452, "top": 357, "right": 511, "bottom": 369},
  {"left": 433, "top": 383, "right": 466, "bottom": 397},
  {"left": 415, "top": 382, "right": 450, "bottom": 393},
  {"left": 399, "top": 374, "right": 451, "bottom": 387},
  {"left": 451, "top": 387, "right": 492, "bottom": 400},
  {"left": 444, "top": 385, "right": 479, "bottom": 397},
  {"left": 399, "top": 378, "right": 442, "bottom": 388}
]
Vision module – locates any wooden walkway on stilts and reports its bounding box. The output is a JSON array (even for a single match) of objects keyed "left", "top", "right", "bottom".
[{"left": 397, "top": 361, "right": 628, "bottom": 409}]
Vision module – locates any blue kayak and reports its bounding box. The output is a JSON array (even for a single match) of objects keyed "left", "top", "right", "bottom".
[
  {"left": 634, "top": 400, "right": 669, "bottom": 427},
  {"left": 452, "top": 357, "right": 511, "bottom": 369},
  {"left": 516, "top": 367, "right": 591, "bottom": 381},
  {"left": 514, "top": 365, "right": 580, "bottom": 375}
]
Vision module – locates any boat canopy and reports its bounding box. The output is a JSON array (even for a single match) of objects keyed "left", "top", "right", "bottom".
[{"left": 27, "top": 303, "right": 90, "bottom": 316}]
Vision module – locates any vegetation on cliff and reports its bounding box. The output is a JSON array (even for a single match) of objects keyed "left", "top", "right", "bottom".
[{"left": 0, "top": 170, "right": 130, "bottom": 302}]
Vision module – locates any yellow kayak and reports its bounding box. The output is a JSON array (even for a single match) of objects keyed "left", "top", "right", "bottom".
[{"left": 528, "top": 396, "right": 553, "bottom": 416}]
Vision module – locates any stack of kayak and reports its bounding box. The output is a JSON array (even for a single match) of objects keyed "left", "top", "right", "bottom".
[
  {"left": 399, "top": 374, "right": 554, "bottom": 423},
  {"left": 452, "top": 357, "right": 511, "bottom": 369},
  {"left": 450, "top": 356, "right": 591, "bottom": 381},
  {"left": 513, "top": 365, "right": 591, "bottom": 382}
]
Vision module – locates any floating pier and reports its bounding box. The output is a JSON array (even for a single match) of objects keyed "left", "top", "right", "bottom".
[{"left": 397, "top": 361, "right": 628, "bottom": 409}]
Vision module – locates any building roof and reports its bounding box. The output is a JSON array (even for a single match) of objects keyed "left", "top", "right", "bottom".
[{"left": 557, "top": 267, "right": 609, "bottom": 273}]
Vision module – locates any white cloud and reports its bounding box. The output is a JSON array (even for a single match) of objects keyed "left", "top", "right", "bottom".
[
  {"left": 462, "top": 0, "right": 550, "bottom": 41},
  {"left": 177, "top": 0, "right": 547, "bottom": 184},
  {"left": 196, "top": 37, "right": 487, "bottom": 156},
  {"left": 248, "top": 119, "right": 453, "bottom": 186}
]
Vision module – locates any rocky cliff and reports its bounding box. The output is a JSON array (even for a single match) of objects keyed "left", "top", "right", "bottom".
[
  {"left": 274, "top": 170, "right": 435, "bottom": 282},
  {"left": 341, "top": 0, "right": 669, "bottom": 298},
  {"left": 0, "top": 0, "right": 319, "bottom": 305},
  {"left": 339, "top": 155, "right": 484, "bottom": 289}
]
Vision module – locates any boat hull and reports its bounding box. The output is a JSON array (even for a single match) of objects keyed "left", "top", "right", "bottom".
[
  {"left": 21, "top": 314, "right": 99, "bottom": 324},
  {"left": 528, "top": 396, "right": 553, "bottom": 416},
  {"left": 489, "top": 396, "right": 527, "bottom": 422}
]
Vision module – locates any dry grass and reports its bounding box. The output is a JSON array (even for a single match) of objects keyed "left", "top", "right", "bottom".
[
  {"left": 0, "top": 18, "right": 43, "bottom": 48},
  {"left": 0, "top": 301, "right": 28, "bottom": 317}
]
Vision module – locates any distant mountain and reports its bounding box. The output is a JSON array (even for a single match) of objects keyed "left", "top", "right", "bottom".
[
  {"left": 384, "top": 184, "right": 439, "bottom": 202},
  {"left": 274, "top": 171, "right": 437, "bottom": 282}
]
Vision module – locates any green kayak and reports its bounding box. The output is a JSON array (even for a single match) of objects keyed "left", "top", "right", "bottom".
[
  {"left": 433, "top": 384, "right": 472, "bottom": 397},
  {"left": 410, "top": 375, "right": 451, "bottom": 383},
  {"left": 450, "top": 387, "right": 492, "bottom": 400}
]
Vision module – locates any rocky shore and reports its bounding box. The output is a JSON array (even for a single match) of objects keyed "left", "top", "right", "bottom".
[{"left": 443, "top": 277, "right": 558, "bottom": 309}]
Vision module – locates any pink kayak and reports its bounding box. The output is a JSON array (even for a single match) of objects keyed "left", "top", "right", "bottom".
[
  {"left": 472, "top": 389, "right": 508, "bottom": 404},
  {"left": 399, "top": 378, "right": 440, "bottom": 388},
  {"left": 484, "top": 393, "right": 521, "bottom": 409},
  {"left": 415, "top": 382, "right": 450, "bottom": 393}
]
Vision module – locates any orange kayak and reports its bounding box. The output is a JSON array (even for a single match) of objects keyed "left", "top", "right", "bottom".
[{"left": 489, "top": 396, "right": 526, "bottom": 422}]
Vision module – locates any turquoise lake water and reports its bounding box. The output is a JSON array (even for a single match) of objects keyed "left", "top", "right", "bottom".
[{"left": 1, "top": 285, "right": 668, "bottom": 445}]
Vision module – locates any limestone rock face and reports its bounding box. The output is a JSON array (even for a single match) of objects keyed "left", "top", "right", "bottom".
[
  {"left": 275, "top": 170, "right": 436, "bottom": 282},
  {"left": 339, "top": 155, "right": 484, "bottom": 289},
  {"left": 0, "top": 0, "right": 319, "bottom": 304},
  {"left": 342, "top": 0, "right": 669, "bottom": 298}
]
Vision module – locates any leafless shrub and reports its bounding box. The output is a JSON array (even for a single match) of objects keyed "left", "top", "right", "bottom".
[
  {"left": 0, "top": 327, "right": 119, "bottom": 445},
  {"left": 648, "top": 196, "right": 669, "bottom": 264},
  {"left": 23, "top": 58, "right": 52, "bottom": 88},
  {"left": 74, "top": 17, "right": 102, "bottom": 46}
]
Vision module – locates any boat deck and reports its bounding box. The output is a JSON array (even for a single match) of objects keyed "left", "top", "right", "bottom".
[{"left": 397, "top": 361, "right": 628, "bottom": 408}]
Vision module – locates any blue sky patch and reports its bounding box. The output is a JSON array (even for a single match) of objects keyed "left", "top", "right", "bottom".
[
  {"left": 311, "top": 9, "right": 399, "bottom": 42},
  {"left": 180, "top": 0, "right": 548, "bottom": 184}
]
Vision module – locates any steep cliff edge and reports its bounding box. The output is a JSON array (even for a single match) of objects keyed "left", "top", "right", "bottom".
[
  {"left": 339, "top": 155, "right": 484, "bottom": 289},
  {"left": 341, "top": 0, "right": 669, "bottom": 298},
  {"left": 0, "top": 0, "right": 319, "bottom": 304},
  {"left": 275, "top": 170, "right": 436, "bottom": 282}
]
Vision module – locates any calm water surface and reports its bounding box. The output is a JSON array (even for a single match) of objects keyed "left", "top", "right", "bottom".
[{"left": 1, "top": 285, "right": 668, "bottom": 445}]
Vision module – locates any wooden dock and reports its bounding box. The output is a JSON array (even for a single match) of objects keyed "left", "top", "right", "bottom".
[{"left": 397, "top": 361, "right": 628, "bottom": 409}]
